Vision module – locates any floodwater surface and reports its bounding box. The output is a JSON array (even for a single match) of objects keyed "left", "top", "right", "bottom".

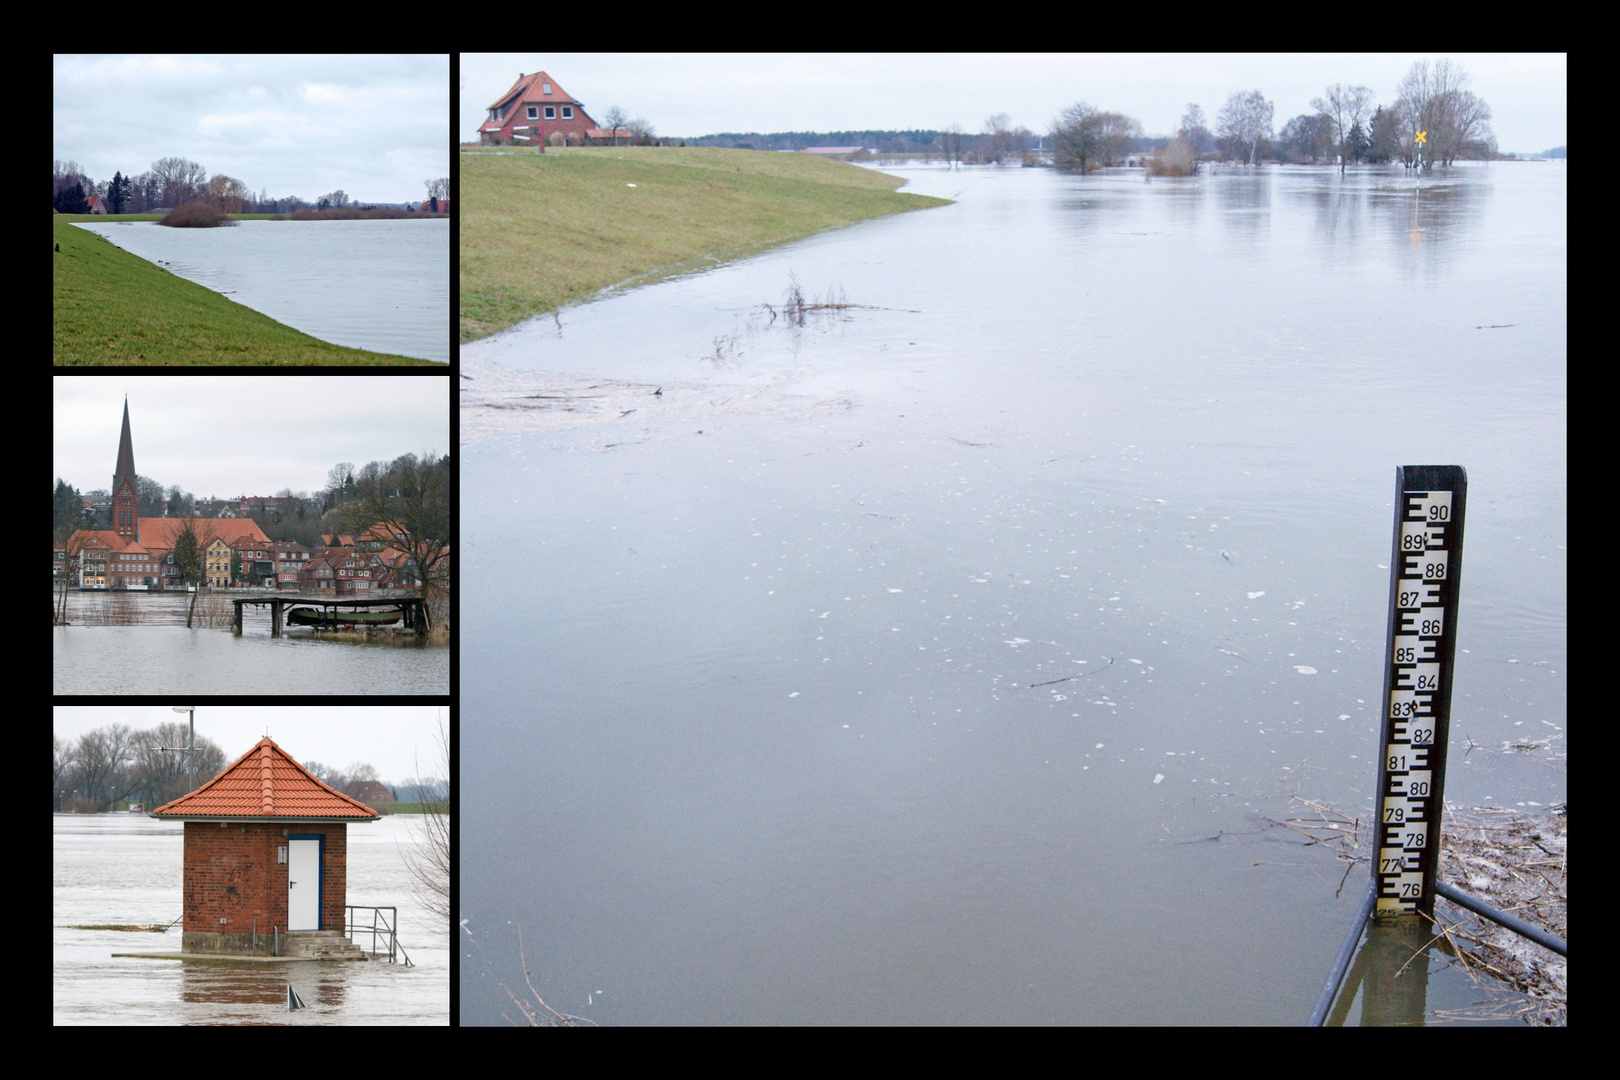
[
  {"left": 460, "top": 163, "right": 1565, "bottom": 1024},
  {"left": 53, "top": 814, "right": 448, "bottom": 1025},
  {"left": 73, "top": 218, "right": 449, "bottom": 362},
  {"left": 53, "top": 592, "right": 449, "bottom": 695}
]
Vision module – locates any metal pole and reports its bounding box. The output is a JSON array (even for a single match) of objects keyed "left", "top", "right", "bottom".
[
  {"left": 1433, "top": 880, "right": 1567, "bottom": 957},
  {"left": 1307, "top": 882, "right": 1377, "bottom": 1026}
]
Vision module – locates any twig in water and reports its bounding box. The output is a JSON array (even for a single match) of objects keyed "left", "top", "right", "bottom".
[{"left": 1030, "top": 656, "right": 1114, "bottom": 688}]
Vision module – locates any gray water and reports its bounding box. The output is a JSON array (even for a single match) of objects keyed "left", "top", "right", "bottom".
[
  {"left": 53, "top": 592, "right": 448, "bottom": 695},
  {"left": 73, "top": 218, "right": 449, "bottom": 362},
  {"left": 53, "top": 814, "right": 449, "bottom": 1025},
  {"left": 459, "top": 162, "right": 1565, "bottom": 1024}
]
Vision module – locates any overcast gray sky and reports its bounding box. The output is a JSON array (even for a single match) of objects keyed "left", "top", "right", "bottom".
[
  {"left": 53, "top": 705, "right": 448, "bottom": 787},
  {"left": 55, "top": 54, "right": 449, "bottom": 205},
  {"left": 460, "top": 53, "right": 1566, "bottom": 156},
  {"left": 53, "top": 375, "right": 449, "bottom": 499}
]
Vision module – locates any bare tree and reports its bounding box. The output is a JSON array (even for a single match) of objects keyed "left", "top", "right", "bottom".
[
  {"left": 1312, "top": 84, "right": 1376, "bottom": 173},
  {"left": 206, "top": 173, "right": 250, "bottom": 213},
  {"left": 170, "top": 516, "right": 220, "bottom": 628},
  {"left": 1217, "top": 90, "right": 1274, "bottom": 165},
  {"left": 1052, "top": 103, "right": 1142, "bottom": 173},
  {"left": 338, "top": 450, "right": 450, "bottom": 619},
  {"left": 1178, "top": 104, "right": 1214, "bottom": 156},
  {"left": 602, "top": 105, "right": 627, "bottom": 146},
  {"left": 1394, "top": 59, "right": 1495, "bottom": 168},
  {"left": 150, "top": 156, "right": 207, "bottom": 208},
  {"left": 982, "top": 113, "right": 1014, "bottom": 164},
  {"left": 402, "top": 712, "right": 450, "bottom": 924},
  {"left": 625, "top": 116, "right": 656, "bottom": 145},
  {"left": 423, "top": 177, "right": 449, "bottom": 212}
]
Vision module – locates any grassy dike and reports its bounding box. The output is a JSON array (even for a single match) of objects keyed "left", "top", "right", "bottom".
[
  {"left": 53, "top": 215, "right": 437, "bottom": 366},
  {"left": 459, "top": 145, "right": 950, "bottom": 343}
]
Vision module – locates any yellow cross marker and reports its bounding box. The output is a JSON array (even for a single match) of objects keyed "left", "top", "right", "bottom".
[{"left": 1414, "top": 130, "right": 1427, "bottom": 145}]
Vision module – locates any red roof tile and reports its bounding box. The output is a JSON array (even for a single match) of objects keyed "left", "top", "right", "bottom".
[{"left": 151, "top": 736, "right": 380, "bottom": 821}]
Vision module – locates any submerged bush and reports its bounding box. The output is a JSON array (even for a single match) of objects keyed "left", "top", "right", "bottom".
[
  {"left": 158, "top": 200, "right": 235, "bottom": 228},
  {"left": 1147, "top": 137, "right": 1199, "bottom": 177}
]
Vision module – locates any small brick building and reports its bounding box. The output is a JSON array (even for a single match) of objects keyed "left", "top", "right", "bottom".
[{"left": 150, "top": 736, "right": 380, "bottom": 955}]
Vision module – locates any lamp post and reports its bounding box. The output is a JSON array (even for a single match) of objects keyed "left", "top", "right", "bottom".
[{"left": 169, "top": 706, "right": 197, "bottom": 793}]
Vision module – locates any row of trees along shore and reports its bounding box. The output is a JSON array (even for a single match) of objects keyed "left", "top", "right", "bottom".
[
  {"left": 685, "top": 59, "right": 1521, "bottom": 174},
  {"left": 53, "top": 154, "right": 449, "bottom": 216}
]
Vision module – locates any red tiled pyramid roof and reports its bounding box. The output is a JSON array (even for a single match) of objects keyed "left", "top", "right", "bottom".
[{"left": 151, "top": 736, "right": 380, "bottom": 821}]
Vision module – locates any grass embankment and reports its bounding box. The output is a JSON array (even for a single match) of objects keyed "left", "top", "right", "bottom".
[
  {"left": 53, "top": 215, "right": 438, "bottom": 366},
  {"left": 459, "top": 145, "right": 950, "bottom": 342}
]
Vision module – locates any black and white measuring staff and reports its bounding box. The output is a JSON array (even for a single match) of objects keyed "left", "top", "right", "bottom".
[{"left": 1372, "top": 466, "right": 1466, "bottom": 921}]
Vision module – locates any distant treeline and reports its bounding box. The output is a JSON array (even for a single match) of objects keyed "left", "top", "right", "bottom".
[
  {"left": 53, "top": 155, "right": 449, "bottom": 216},
  {"left": 276, "top": 206, "right": 445, "bottom": 220},
  {"left": 683, "top": 130, "right": 965, "bottom": 154}
]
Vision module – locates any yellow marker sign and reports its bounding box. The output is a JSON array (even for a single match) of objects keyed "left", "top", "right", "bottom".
[{"left": 1414, "top": 130, "right": 1427, "bottom": 145}]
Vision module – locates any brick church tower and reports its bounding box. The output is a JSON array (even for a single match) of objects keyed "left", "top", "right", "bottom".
[{"left": 112, "top": 397, "right": 138, "bottom": 542}]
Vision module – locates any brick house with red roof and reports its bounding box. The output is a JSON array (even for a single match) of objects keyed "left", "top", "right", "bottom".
[
  {"left": 479, "top": 71, "right": 599, "bottom": 146},
  {"left": 151, "top": 736, "right": 379, "bottom": 956}
]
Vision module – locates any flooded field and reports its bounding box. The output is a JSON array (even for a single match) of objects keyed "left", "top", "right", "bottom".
[
  {"left": 72, "top": 218, "right": 449, "bottom": 363},
  {"left": 460, "top": 162, "right": 1565, "bottom": 1024},
  {"left": 53, "top": 814, "right": 448, "bottom": 1025}
]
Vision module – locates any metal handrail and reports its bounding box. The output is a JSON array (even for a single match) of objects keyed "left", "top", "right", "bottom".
[{"left": 344, "top": 905, "right": 413, "bottom": 966}]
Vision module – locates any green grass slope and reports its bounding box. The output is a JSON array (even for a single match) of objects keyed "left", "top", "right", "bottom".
[
  {"left": 459, "top": 145, "right": 949, "bottom": 342},
  {"left": 53, "top": 216, "right": 438, "bottom": 366}
]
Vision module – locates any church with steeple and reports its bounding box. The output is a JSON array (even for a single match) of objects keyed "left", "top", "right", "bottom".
[
  {"left": 61, "top": 399, "right": 273, "bottom": 590},
  {"left": 112, "top": 397, "right": 139, "bottom": 542}
]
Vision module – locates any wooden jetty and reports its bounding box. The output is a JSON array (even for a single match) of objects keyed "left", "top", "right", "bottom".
[{"left": 232, "top": 596, "right": 430, "bottom": 637}]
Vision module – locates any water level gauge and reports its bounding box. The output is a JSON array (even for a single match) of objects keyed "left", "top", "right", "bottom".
[{"left": 1373, "top": 466, "right": 1467, "bottom": 920}]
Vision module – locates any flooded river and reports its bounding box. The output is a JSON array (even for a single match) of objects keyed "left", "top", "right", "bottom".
[
  {"left": 72, "top": 218, "right": 449, "bottom": 362},
  {"left": 460, "top": 162, "right": 1565, "bottom": 1024},
  {"left": 53, "top": 814, "right": 448, "bottom": 1025},
  {"left": 53, "top": 591, "right": 449, "bottom": 695}
]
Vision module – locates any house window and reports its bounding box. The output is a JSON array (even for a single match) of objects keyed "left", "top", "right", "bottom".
[
  {"left": 562, "top": 106, "right": 573, "bottom": 119},
  {"left": 544, "top": 106, "right": 556, "bottom": 120},
  {"left": 541, "top": 82, "right": 551, "bottom": 94},
  {"left": 527, "top": 106, "right": 538, "bottom": 120}
]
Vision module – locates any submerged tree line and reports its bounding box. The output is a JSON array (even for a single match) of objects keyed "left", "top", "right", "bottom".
[{"left": 688, "top": 59, "right": 1513, "bottom": 174}]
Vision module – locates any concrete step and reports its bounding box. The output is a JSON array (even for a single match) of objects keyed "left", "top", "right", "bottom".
[{"left": 283, "top": 931, "right": 369, "bottom": 960}]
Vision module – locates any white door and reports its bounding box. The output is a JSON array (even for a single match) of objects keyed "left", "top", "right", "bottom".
[{"left": 288, "top": 839, "right": 321, "bottom": 930}]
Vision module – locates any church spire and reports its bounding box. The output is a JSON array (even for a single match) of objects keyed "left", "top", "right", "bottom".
[{"left": 113, "top": 397, "right": 138, "bottom": 541}]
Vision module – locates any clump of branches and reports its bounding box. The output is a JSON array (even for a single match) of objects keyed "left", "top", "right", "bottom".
[
  {"left": 461, "top": 920, "right": 597, "bottom": 1027},
  {"left": 760, "top": 272, "right": 860, "bottom": 328},
  {"left": 158, "top": 199, "right": 236, "bottom": 228}
]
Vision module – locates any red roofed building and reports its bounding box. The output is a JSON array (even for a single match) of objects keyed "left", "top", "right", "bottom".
[
  {"left": 60, "top": 398, "right": 273, "bottom": 590},
  {"left": 151, "top": 736, "right": 379, "bottom": 956},
  {"left": 479, "top": 71, "right": 598, "bottom": 146}
]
